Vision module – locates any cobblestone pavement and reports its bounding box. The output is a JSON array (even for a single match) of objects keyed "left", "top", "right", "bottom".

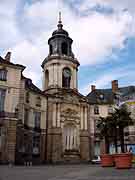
[{"left": 0, "top": 164, "right": 135, "bottom": 180}]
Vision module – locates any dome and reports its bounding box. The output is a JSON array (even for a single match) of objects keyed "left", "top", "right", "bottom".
[
  {"left": 52, "top": 19, "right": 69, "bottom": 37},
  {"left": 52, "top": 28, "right": 69, "bottom": 36}
]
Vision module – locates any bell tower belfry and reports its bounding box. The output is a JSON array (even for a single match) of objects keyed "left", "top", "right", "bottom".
[{"left": 42, "top": 13, "right": 80, "bottom": 91}]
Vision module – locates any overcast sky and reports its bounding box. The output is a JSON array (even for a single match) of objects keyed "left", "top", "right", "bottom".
[{"left": 0, "top": 0, "right": 135, "bottom": 94}]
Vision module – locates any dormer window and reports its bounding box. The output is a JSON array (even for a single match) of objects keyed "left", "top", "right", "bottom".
[
  {"left": 36, "top": 96, "right": 41, "bottom": 107},
  {"left": 94, "top": 105, "right": 99, "bottom": 115},
  {"left": 0, "top": 69, "right": 7, "bottom": 81}
]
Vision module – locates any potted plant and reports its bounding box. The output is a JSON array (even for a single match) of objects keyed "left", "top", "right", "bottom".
[
  {"left": 111, "top": 105, "right": 133, "bottom": 169},
  {"left": 97, "top": 116, "right": 114, "bottom": 167}
]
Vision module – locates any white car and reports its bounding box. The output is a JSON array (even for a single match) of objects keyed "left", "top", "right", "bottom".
[{"left": 91, "top": 155, "right": 101, "bottom": 164}]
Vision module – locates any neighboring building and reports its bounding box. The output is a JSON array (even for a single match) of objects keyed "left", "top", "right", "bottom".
[
  {"left": 87, "top": 80, "right": 135, "bottom": 157},
  {"left": 0, "top": 17, "right": 135, "bottom": 165}
]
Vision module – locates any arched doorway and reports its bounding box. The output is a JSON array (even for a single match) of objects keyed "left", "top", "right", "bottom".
[{"left": 63, "top": 124, "right": 79, "bottom": 152}]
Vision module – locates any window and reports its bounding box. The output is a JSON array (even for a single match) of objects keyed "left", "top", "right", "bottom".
[
  {"left": 0, "top": 69, "right": 7, "bottom": 81},
  {"left": 61, "top": 42, "right": 68, "bottom": 55},
  {"left": 108, "top": 106, "right": 113, "bottom": 114},
  {"left": 0, "top": 89, "right": 6, "bottom": 112},
  {"left": 49, "top": 44, "right": 53, "bottom": 55},
  {"left": 24, "top": 109, "right": 29, "bottom": 126},
  {"left": 34, "top": 112, "right": 41, "bottom": 128},
  {"left": 25, "top": 92, "right": 30, "bottom": 103},
  {"left": 62, "top": 67, "right": 71, "bottom": 88},
  {"left": 36, "top": 96, "right": 41, "bottom": 107},
  {"left": 94, "top": 105, "right": 99, "bottom": 115},
  {"left": 0, "top": 127, "right": 2, "bottom": 149},
  {"left": 32, "top": 135, "right": 40, "bottom": 155}
]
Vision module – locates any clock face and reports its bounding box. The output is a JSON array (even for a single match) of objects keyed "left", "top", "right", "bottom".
[{"left": 63, "top": 68, "right": 71, "bottom": 78}]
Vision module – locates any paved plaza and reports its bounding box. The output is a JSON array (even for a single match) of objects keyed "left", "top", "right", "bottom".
[{"left": 0, "top": 164, "right": 135, "bottom": 180}]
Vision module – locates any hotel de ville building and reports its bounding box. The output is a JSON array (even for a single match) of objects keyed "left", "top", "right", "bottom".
[{"left": 0, "top": 17, "right": 135, "bottom": 164}]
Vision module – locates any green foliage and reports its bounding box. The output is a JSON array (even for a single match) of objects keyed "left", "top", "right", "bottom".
[
  {"left": 112, "top": 105, "right": 133, "bottom": 128},
  {"left": 97, "top": 116, "right": 113, "bottom": 139},
  {"left": 96, "top": 104, "right": 134, "bottom": 153}
]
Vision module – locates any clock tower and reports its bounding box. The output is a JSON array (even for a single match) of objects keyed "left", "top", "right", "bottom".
[
  {"left": 41, "top": 14, "right": 90, "bottom": 163},
  {"left": 42, "top": 13, "right": 79, "bottom": 91}
]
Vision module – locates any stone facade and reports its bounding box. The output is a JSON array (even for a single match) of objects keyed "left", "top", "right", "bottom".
[
  {"left": 87, "top": 81, "right": 135, "bottom": 156},
  {"left": 0, "top": 19, "right": 135, "bottom": 165},
  {"left": 0, "top": 19, "right": 90, "bottom": 164}
]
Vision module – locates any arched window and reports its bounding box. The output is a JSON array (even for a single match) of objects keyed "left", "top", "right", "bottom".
[
  {"left": 61, "top": 42, "right": 68, "bottom": 55},
  {"left": 45, "top": 70, "right": 49, "bottom": 89},
  {"left": 49, "top": 44, "right": 53, "bottom": 55},
  {"left": 62, "top": 67, "right": 71, "bottom": 88}
]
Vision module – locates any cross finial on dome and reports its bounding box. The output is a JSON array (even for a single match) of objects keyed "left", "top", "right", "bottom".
[{"left": 57, "top": 11, "right": 63, "bottom": 30}]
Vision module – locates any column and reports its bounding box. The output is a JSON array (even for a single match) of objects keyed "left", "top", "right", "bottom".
[
  {"left": 73, "top": 128, "right": 77, "bottom": 149},
  {"left": 49, "top": 66, "right": 53, "bottom": 86},
  {"left": 67, "top": 128, "right": 70, "bottom": 150},
  {"left": 52, "top": 103, "right": 56, "bottom": 127},
  {"left": 53, "top": 64, "right": 58, "bottom": 86},
  {"left": 74, "top": 68, "right": 77, "bottom": 89},
  {"left": 42, "top": 70, "right": 45, "bottom": 90},
  {"left": 80, "top": 106, "right": 84, "bottom": 130},
  {"left": 70, "top": 127, "right": 73, "bottom": 150},
  {"left": 59, "top": 66, "right": 62, "bottom": 88},
  {"left": 84, "top": 107, "right": 88, "bottom": 130},
  {"left": 76, "top": 68, "right": 78, "bottom": 89},
  {"left": 57, "top": 103, "right": 60, "bottom": 127}
]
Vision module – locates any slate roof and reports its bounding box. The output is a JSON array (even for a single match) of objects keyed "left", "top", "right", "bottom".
[
  {"left": 22, "top": 76, "right": 43, "bottom": 95},
  {"left": 87, "top": 86, "right": 135, "bottom": 105},
  {"left": 0, "top": 56, "right": 25, "bottom": 69}
]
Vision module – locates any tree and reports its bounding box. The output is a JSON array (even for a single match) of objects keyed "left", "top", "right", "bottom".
[
  {"left": 111, "top": 105, "right": 133, "bottom": 153},
  {"left": 97, "top": 104, "right": 134, "bottom": 154},
  {"left": 97, "top": 116, "right": 113, "bottom": 154}
]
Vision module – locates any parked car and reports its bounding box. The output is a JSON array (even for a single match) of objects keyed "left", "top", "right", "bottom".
[{"left": 91, "top": 155, "right": 101, "bottom": 164}]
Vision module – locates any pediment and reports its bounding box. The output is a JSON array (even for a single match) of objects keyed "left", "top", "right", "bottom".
[{"left": 55, "top": 88, "right": 87, "bottom": 103}]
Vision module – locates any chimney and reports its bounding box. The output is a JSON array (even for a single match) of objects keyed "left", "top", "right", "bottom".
[
  {"left": 5, "top": 52, "right": 11, "bottom": 62},
  {"left": 91, "top": 85, "right": 96, "bottom": 92},
  {"left": 112, "top": 80, "right": 118, "bottom": 93}
]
